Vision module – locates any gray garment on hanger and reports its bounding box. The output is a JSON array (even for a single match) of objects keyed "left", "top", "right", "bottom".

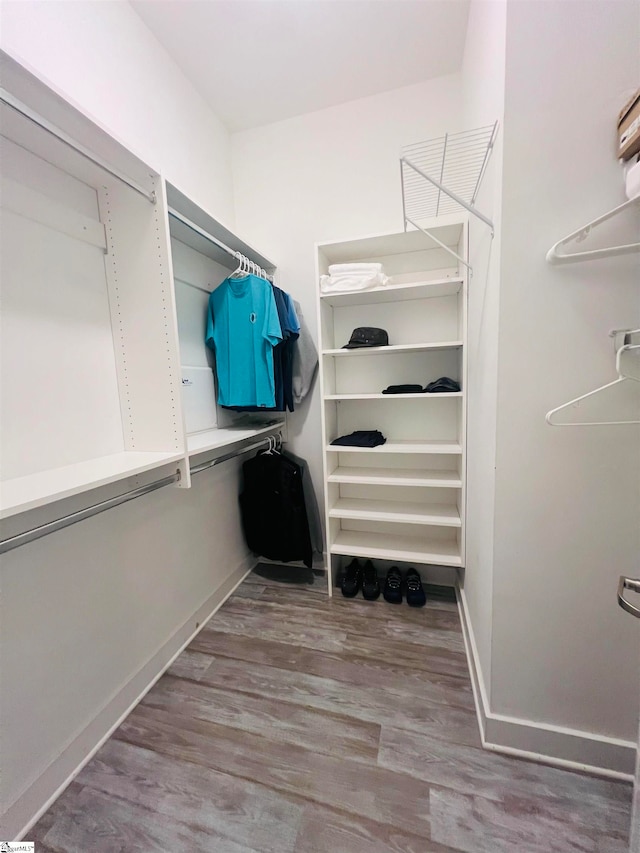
[
  {"left": 283, "top": 449, "right": 324, "bottom": 558},
  {"left": 291, "top": 300, "right": 318, "bottom": 405}
]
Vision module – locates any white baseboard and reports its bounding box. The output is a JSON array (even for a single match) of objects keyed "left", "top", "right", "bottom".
[
  {"left": 6, "top": 555, "right": 255, "bottom": 842},
  {"left": 456, "top": 583, "right": 489, "bottom": 744},
  {"left": 456, "top": 585, "right": 636, "bottom": 781}
]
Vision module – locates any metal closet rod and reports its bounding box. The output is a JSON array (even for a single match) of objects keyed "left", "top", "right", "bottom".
[
  {"left": 0, "top": 433, "right": 282, "bottom": 555},
  {"left": 167, "top": 207, "right": 273, "bottom": 280},
  {"left": 0, "top": 88, "right": 156, "bottom": 204},
  {"left": 190, "top": 433, "right": 281, "bottom": 475}
]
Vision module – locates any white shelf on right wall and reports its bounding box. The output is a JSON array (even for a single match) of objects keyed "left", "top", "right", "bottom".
[{"left": 316, "top": 219, "right": 469, "bottom": 588}]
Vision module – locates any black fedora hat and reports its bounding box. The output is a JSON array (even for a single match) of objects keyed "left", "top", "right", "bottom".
[{"left": 342, "top": 327, "right": 389, "bottom": 349}]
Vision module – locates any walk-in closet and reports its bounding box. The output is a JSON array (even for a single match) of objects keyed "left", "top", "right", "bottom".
[{"left": 1, "top": 1, "right": 639, "bottom": 850}]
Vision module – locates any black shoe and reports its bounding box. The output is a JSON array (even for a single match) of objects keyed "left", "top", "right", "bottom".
[
  {"left": 383, "top": 566, "right": 403, "bottom": 604},
  {"left": 405, "top": 568, "right": 426, "bottom": 607},
  {"left": 362, "top": 560, "right": 380, "bottom": 600},
  {"left": 341, "top": 559, "right": 362, "bottom": 597}
]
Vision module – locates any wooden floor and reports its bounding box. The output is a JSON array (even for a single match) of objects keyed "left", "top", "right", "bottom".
[{"left": 31, "top": 568, "right": 632, "bottom": 852}]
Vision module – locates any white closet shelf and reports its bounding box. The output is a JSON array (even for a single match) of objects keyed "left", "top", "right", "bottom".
[
  {"left": 319, "top": 277, "right": 463, "bottom": 307},
  {"left": 0, "top": 450, "right": 186, "bottom": 519},
  {"left": 329, "top": 498, "right": 461, "bottom": 527},
  {"left": 324, "top": 392, "right": 462, "bottom": 401},
  {"left": 331, "top": 529, "right": 462, "bottom": 566},
  {"left": 327, "top": 466, "right": 462, "bottom": 488},
  {"left": 326, "top": 439, "right": 462, "bottom": 455},
  {"left": 187, "top": 422, "right": 285, "bottom": 457},
  {"left": 322, "top": 341, "right": 463, "bottom": 357}
]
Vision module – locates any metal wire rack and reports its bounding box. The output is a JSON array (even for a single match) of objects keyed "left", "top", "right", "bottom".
[{"left": 400, "top": 122, "right": 498, "bottom": 227}]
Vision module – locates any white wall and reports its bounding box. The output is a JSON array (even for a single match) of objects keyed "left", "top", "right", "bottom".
[
  {"left": 0, "top": 0, "right": 235, "bottom": 225},
  {"left": 0, "top": 462, "right": 254, "bottom": 839},
  {"left": 460, "top": 0, "right": 507, "bottom": 707},
  {"left": 232, "top": 75, "right": 463, "bottom": 510},
  {"left": 491, "top": 0, "right": 639, "bottom": 755}
]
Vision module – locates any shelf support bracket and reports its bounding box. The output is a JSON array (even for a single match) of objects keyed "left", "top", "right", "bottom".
[
  {"left": 405, "top": 214, "right": 473, "bottom": 275},
  {"left": 401, "top": 156, "right": 495, "bottom": 235}
]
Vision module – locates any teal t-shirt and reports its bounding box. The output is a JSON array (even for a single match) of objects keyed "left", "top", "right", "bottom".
[{"left": 206, "top": 275, "right": 282, "bottom": 407}]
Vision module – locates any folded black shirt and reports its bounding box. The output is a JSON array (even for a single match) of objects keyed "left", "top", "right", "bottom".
[
  {"left": 382, "top": 384, "right": 422, "bottom": 394},
  {"left": 423, "top": 377, "right": 461, "bottom": 393},
  {"left": 330, "top": 430, "right": 386, "bottom": 448}
]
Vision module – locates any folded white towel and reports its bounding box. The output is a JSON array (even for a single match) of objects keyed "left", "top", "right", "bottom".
[
  {"left": 320, "top": 270, "right": 389, "bottom": 293},
  {"left": 328, "top": 263, "right": 383, "bottom": 275}
]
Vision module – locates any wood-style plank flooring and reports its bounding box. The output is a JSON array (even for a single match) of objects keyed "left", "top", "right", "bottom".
[{"left": 31, "top": 568, "right": 632, "bottom": 852}]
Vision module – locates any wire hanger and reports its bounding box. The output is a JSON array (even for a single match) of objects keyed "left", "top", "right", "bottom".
[
  {"left": 546, "top": 344, "right": 640, "bottom": 426},
  {"left": 546, "top": 196, "right": 640, "bottom": 265}
]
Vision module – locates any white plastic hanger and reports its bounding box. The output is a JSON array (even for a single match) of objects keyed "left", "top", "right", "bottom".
[
  {"left": 546, "top": 344, "right": 640, "bottom": 426},
  {"left": 230, "top": 254, "right": 273, "bottom": 283},
  {"left": 230, "top": 252, "right": 246, "bottom": 278},
  {"left": 546, "top": 196, "right": 640, "bottom": 265}
]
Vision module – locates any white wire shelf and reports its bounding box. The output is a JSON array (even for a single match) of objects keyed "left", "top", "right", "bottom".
[{"left": 401, "top": 123, "right": 497, "bottom": 223}]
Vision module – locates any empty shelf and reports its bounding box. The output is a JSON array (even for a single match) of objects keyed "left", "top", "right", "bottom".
[
  {"left": 331, "top": 529, "right": 462, "bottom": 566},
  {"left": 324, "top": 392, "right": 462, "bottom": 400},
  {"left": 187, "top": 421, "right": 285, "bottom": 456},
  {"left": 322, "top": 341, "right": 463, "bottom": 357},
  {"left": 327, "top": 466, "right": 462, "bottom": 488},
  {"left": 319, "top": 277, "right": 463, "bottom": 307},
  {"left": 326, "top": 439, "right": 462, "bottom": 455},
  {"left": 0, "top": 450, "right": 186, "bottom": 519},
  {"left": 330, "top": 498, "right": 461, "bottom": 526}
]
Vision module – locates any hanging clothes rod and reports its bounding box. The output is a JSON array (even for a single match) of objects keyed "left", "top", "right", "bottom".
[
  {"left": 0, "top": 473, "right": 180, "bottom": 555},
  {"left": 167, "top": 207, "right": 273, "bottom": 281},
  {"left": 0, "top": 433, "right": 283, "bottom": 554},
  {"left": 0, "top": 88, "right": 157, "bottom": 204},
  {"left": 168, "top": 207, "right": 237, "bottom": 260},
  {"left": 191, "top": 433, "right": 281, "bottom": 475}
]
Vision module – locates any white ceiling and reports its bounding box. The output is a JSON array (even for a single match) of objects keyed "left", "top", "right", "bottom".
[{"left": 130, "top": 0, "right": 470, "bottom": 132}]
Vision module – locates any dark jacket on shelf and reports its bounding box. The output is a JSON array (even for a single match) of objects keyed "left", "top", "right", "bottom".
[{"left": 240, "top": 449, "right": 313, "bottom": 568}]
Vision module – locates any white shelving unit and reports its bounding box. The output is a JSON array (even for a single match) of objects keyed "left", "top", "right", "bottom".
[
  {"left": 316, "top": 218, "right": 468, "bottom": 585},
  {"left": 165, "top": 184, "right": 285, "bottom": 460},
  {"left": 0, "top": 51, "right": 284, "bottom": 522},
  {"left": 0, "top": 52, "right": 190, "bottom": 520}
]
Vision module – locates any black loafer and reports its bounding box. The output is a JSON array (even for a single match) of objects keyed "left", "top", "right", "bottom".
[
  {"left": 362, "top": 560, "right": 381, "bottom": 600},
  {"left": 383, "top": 566, "right": 403, "bottom": 604},
  {"left": 341, "top": 558, "right": 362, "bottom": 597},
  {"left": 405, "top": 568, "right": 426, "bottom": 607}
]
